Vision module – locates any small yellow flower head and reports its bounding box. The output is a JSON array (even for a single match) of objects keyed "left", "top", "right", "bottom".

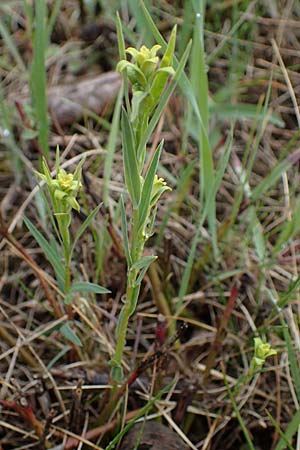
[
  {"left": 253, "top": 337, "right": 277, "bottom": 368},
  {"left": 116, "top": 29, "right": 176, "bottom": 122},
  {"left": 150, "top": 175, "right": 171, "bottom": 208},
  {"left": 57, "top": 170, "right": 74, "bottom": 190},
  {"left": 57, "top": 169, "right": 82, "bottom": 193},
  {"left": 116, "top": 44, "right": 162, "bottom": 93},
  {"left": 127, "top": 44, "right": 161, "bottom": 77},
  {"left": 35, "top": 156, "right": 83, "bottom": 213}
]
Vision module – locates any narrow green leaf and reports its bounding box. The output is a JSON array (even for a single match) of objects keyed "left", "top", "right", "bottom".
[
  {"left": 177, "top": 130, "right": 233, "bottom": 310},
  {"left": 223, "top": 372, "right": 256, "bottom": 450},
  {"left": 105, "top": 381, "right": 174, "bottom": 450},
  {"left": 116, "top": 11, "right": 130, "bottom": 114},
  {"left": 47, "top": 0, "right": 62, "bottom": 44},
  {"left": 23, "top": 215, "right": 64, "bottom": 287},
  {"left": 131, "top": 90, "right": 148, "bottom": 122},
  {"left": 272, "top": 409, "right": 300, "bottom": 450},
  {"left": 250, "top": 208, "right": 266, "bottom": 263},
  {"left": 210, "top": 102, "right": 284, "bottom": 127},
  {"left": 121, "top": 108, "right": 141, "bottom": 208},
  {"left": 147, "top": 205, "right": 157, "bottom": 238},
  {"left": 22, "top": 128, "right": 38, "bottom": 140},
  {"left": 279, "top": 275, "right": 300, "bottom": 309},
  {"left": 273, "top": 198, "right": 300, "bottom": 254},
  {"left": 116, "top": 11, "right": 126, "bottom": 61},
  {"left": 280, "top": 314, "right": 300, "bottom": 401},
  {"left": 60, "top": 322, "right": 82, "bottom": 347},
  {"left": 138, "top": 141, "right": 163, "bottom": 231},
  {"left": 70, "top": 204, "right": 102, "bottom": 257},
  {"left": 31, "top": 0, "right": 49, "bottom": 156},
  {"left": 150, "top": 25, "right": 177, "bottom": 106},
  {"left": 252, "top": 150, "right": 300, "bottom": 202},
  {"left": 46, "top": 345, "right": 71, "bottom": 370},
  {"left": 65, "top": 281, "right": 110, "bottom": 305},
  {"left": 120, "top": 195, "right": 132, "bottom": 266},
  {"left": 0, "top": 17, "right": 26, "bottom": 72},
  {"left": 103, "top": 84, "right": 123, "bottom": 206},
  {"left": 131, "top": 255, "right": 157, "bottom": 286},
  {"left": 131, "top": 255, "right": 157, "bottom": 271},
  {"left": 138, "top": 0, "right": 216, "bottom": 260}
]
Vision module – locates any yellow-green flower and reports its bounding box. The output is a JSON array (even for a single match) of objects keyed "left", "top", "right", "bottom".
[
  {"left": 116, "top": 29, "right": 176, "bottom": 124},
  {"left": 57, "top": 170, "right": 76, "bottom": 191},
  {"left": 150, "top": 175, "right": 171, "bottom": 208},
  {"left": 126, "top": 44, "right": 161, "bottom": 78},
  {"left": 253, "top": 337, "right": 277, "bottom": 368},
  {"left": 35, "top": 155, "right": 83, "bottom": 213}
]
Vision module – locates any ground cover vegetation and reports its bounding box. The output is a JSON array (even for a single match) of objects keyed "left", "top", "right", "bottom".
[{"left": 0, "top": 1, "right": 300, "bottom": 449}]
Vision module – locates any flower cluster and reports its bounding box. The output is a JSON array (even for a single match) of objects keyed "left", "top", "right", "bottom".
[
  {"left": 116, "top": 27, "right": 176, "bottom": 122},
  {"left": 117, "top": 44, "right": 162, "bottom": 92},
  {"left": 35, "top": 152, "right": 83, "bottom": 215},
  {"left": 252, "top": 337, "right": 277, "bottom": 370},
  {"left": 35, "top": 149, "right": 84, "bottom": 251}
]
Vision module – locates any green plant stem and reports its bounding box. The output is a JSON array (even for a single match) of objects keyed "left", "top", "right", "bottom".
[
  {"left": 114, "top": 279, "right": 140, "bottom": 368},
  {"left": 112, "top": 208, "right": 145, "bottom": 383},
  {"left": 58, "top": 221, "right": 72, "bottom": 317}
]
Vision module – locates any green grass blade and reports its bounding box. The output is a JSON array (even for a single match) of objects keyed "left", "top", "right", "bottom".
[
  {"left": 249, "top": 206, "right": 266, "bottom": 263},
  {"left": 116, "top": 12, "right": 130, "bottom": 114},
  {"left": 210, "top": 102, "right": 284, "bottom": 127},
  {"left": 128, "top": 0, "right": 153, "bottom": 46},
  {"left": 156, "top": 161, "right": 195, "bottom": 246},
  {"left": 30, "top": 0, "right": 49, "bottom": 156},
  {"left": 0, "top": 17, "right": 26, "bottom": 72},
  {"left": 272, "top": 409, "right": 300, "bottom": 450},
  {"left": 191, "top": 4, "right": 217, "bottom": 257},
  {"left": 273, "top": 198, "right": 300, "bottom": 255},
  {"left": 105, "top": 381, "right": 173, "bottom": 450},
  {"left": 252, "top": 150, "right": 300, "bottom": 202},
  {"left": 223, "top": 372, "right": 256, "bottom": 450},
  {"left": 279, "top": 276, "right": 300, "bottom": 309},
  {"left": 103, "top": 84, "right": 123, "bottom": 206},
  {"left": 47, "top": 0, "right": 62, "bottom": 43},
  {"left": 280, "top": 314, "right": 300, "bottom": 401},
  {"left": 177, "top": 130, "right": 233, "bottom": 309}
]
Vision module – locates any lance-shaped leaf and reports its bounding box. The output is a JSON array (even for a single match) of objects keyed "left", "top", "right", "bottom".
[
  {"left": 116, "top": 60, "right": 147, "bottom": 88},
  {"left": 65, "top": 281, "right": 110, "bottom": 304},
  {"left": 70, "top": 203, "right": 102, "bottom": 257},
  {"left": 131, "top": 90, "right": 149, "bottom": 123},
  {"left": 131, "top": 255, "right": 157, "bottom": 286},
  {"left": 121, "top": 107, "right": 141, "bottom": 208},
  {"left": 120, "top": 195, "right": 132, "bottom": 266},
  {"left": 60, "top": 322, "right": 82, "bottom": 347},
  {"left": 23, "top": 215, "right": 65, "bottom": 289},
  {"left": 138, "top": 140, "right": 164, "bottom": 232},
  {"left": 150, "top": 25, "right": 176, "bottom": 108}
]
